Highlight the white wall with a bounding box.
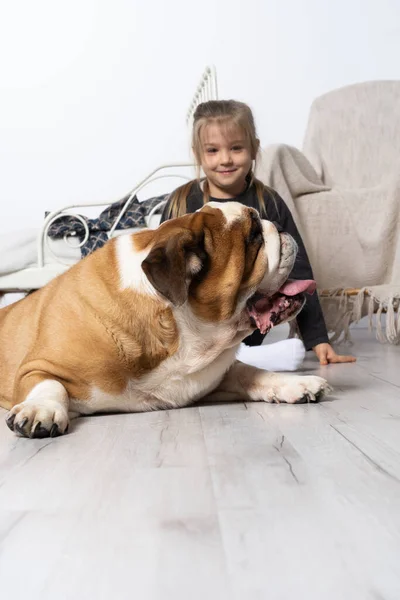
[1,0,399,235]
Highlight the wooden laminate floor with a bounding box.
[1,327,399,600]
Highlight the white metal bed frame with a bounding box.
[0,66,218,295]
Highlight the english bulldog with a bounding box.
[0,202,330,438]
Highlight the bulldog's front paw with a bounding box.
[6,399,69,438]
[269,375,331,404]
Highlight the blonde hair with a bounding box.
[166,100,275,219]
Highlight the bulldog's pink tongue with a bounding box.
[278,279,316,296]
[248,279,317,334]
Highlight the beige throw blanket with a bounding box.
[256,145,400,344]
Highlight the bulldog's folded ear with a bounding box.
[141,230,206,306]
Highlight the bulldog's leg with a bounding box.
[6,376,70,438]
[207,361,331,404]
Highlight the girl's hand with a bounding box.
[312,343,356,366]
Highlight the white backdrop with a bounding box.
[1,0,399,234]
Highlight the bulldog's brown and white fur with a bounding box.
[0,202,330,438]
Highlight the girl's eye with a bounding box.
[206,148,217,154]
[232,146,243,151]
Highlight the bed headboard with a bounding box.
[186,65,218,125]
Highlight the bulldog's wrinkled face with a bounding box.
[141,201,315,335]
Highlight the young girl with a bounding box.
[160,100,355,370]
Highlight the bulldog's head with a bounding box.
[141,202,315,336]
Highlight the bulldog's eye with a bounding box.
[248,213,263,244]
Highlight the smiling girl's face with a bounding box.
[199,121,254,199]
